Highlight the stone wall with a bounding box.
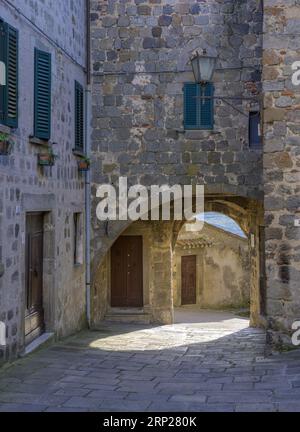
[263,0,300,348]
[90,0,264,273]
[0,0,87,364]
[174,223,250,310]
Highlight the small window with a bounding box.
[0,19,18,128]
[75,81,84,151]
[249,111,262,148]
[34,49,52,140]
[74,213,83,266]
[184,83,214,130]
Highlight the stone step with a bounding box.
[21,332,55,357]
[104,312,151,325]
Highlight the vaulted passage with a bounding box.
[174,213,250,312]
[91,192,265,331]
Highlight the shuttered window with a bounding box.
[34,48,51,140]
[0,19,18,128]
[75,81,84,151]
[184,83,214,130]
[0,19,5,125]
[249,111,262,148]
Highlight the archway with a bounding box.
[173,212,252,326]
[91,192,265,330]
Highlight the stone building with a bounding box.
[1,0,300,367]
[263,0,300,348]
[173,223,250,310]
[89,0,299,349]
[0,0,88,364]
[90,0,265,328]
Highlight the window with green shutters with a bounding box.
[34,48,51,140]
[0,18,18,128]
[184,83,214,130]
[75,81,84,151]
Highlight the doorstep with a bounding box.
[105,309,151,324]
[22,332,55,357]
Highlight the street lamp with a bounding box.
[190,50,262,119]
[190,49,217,84]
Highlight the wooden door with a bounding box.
[111,236,143,308]
[181,255,197,305]
[25,214,45,345]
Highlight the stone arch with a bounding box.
[173,212,250,314]
[91,219,176,326]
[203,193,265,327]
[90,185,265,328]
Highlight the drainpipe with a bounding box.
[85,0,91,328]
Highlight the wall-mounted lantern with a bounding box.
[190,49,262,119]
[190,49,217,84]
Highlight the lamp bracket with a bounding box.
[194,94,263,117]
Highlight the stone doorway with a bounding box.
[25,213,45,346]
[111,236,143,308]
[181,255,197,305]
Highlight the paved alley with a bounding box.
[0,309,300,412]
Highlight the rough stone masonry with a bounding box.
[1,0,300,369]
[90,0,263,195]
[89,0,267,327]
[263,0,300,348]
[0,0,87,365]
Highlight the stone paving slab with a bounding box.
[0,309,300,412]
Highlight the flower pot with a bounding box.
[38,153,55,166]
[78,160,90,172]
[0,140,12,156]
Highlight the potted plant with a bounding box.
[0,133,13,155]
[78,156,90,172]
[37,148,57,166]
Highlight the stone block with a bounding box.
[152,26,162,37]
[138,5,151,16]
[158,15,172,26]
[264,108,286,123]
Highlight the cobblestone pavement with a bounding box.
[0,309,300,412]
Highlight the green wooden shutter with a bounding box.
[199,83,214,129]
[0,19,7,124]
[75,81,84,150]
[5,24,18,128]
[184,83,198,129]
[184,83,214,130]
[34,48,51,140]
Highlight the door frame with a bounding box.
[21,194,56,350]
[25,212,45,345]
[259,225,267,317]
[107,230,151,313]
[174,250,203,307]
[110,235,143,308]
[181,254,197,305]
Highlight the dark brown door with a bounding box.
[111,236,143,308]
[25,214,45,345]
[181,255,197,305]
